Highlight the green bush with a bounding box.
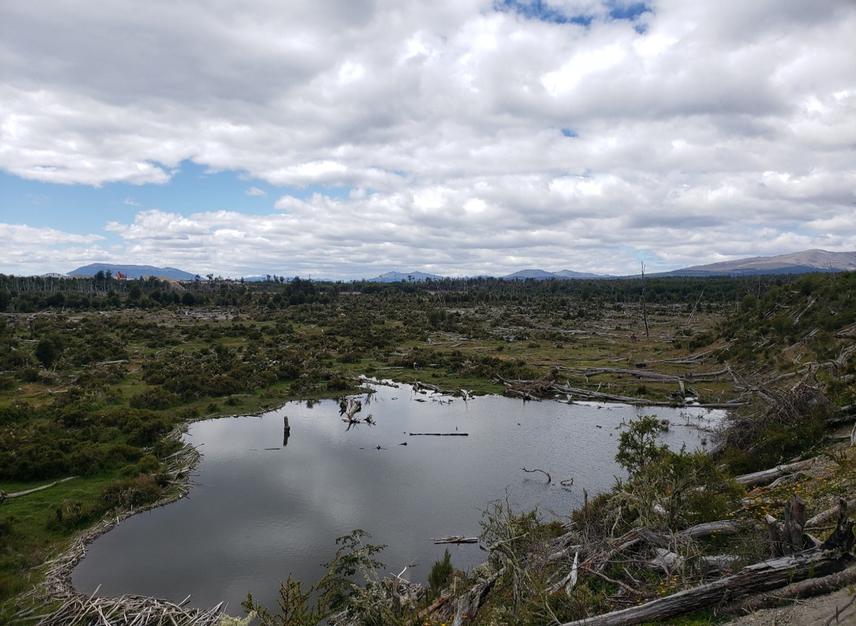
[129,388,180,410]
[428,549,453,598]
[101,474,163,509]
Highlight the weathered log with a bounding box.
[409,432,469,436]
[821,499,855,551]
[699,554,741,574]
[434,536,479,544]
[734,458,815,488]
[827,414,856,427]
[577,367,681,382]
[767,496,812,556]
[0,476,76,503]
[449,566,505,626]
[552,383,674,406]
[808,498,856,528]
[560,548,851,626]
[678,520,740,539]
[729,564,856,614]
[576,366,730,383]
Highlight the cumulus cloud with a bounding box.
[245,186,267,197]
[0,0,855,274]
[0,224,107,275]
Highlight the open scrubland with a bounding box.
[0,272,854,624]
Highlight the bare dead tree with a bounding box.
[640,261,650,339]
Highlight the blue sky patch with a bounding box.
[495,0,650,26]
[0,160,346,235]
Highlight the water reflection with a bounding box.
[72,382,722,612]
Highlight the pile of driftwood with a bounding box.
[17,589,226,626]
[425,496,854,626]
[721,375,829,454]
[499,375,743,408]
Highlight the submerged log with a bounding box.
[521,467,552,483]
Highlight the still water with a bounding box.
[73,382,721,611]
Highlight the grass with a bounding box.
[0,472,119,600]
[0,300,736,612]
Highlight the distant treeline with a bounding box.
[0,271,811,312]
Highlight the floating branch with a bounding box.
[521,467,551,483]
[434,536,479,544]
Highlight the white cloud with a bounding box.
[0,0,854,274]
[245,186,267,197]
[0,224,107,275]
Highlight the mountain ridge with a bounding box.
[68,263,197,281]
[661,249,856,277]
[63,249,856,283]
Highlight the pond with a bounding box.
[72,381,722,612]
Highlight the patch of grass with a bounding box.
[0,473,118,600]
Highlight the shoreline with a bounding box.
[14,381,725,622]
[10,432,213,623]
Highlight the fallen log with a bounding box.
[413,381,443,394]
[729,563,856,614]
[561,548,852,626]
[434,536,479,544]
[576,367,681,382]
[409,432,469,436]
[449,566,505,626]
[827,413,856,427]
[808,498,856,528]
[678,519,740,539]
[576,367,730,383]
[0,476,76,503]
[734,458,815,488]
[552,383,674,406]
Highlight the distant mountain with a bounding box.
[665,249,856,277]
[503,268,604,280]
[554,269,606,279]
[368,271,443,283]
[69,263,197,281]
[504,269,555,280]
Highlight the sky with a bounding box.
[1,0,855,279]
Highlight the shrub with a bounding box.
[102,474,163,509]
[428,549,453,598]
[615,415,668,477]
[35,335,64,368]
[129,388,180,410]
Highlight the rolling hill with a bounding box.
[68,264,197,281]
[665,249,856,277]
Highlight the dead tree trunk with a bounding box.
[766,496,811,556]
[640,261,649,339]
[561,548,851,626]
[734,458,815,488]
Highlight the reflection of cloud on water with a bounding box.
[75,383,725,610]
